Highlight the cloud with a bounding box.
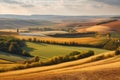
[94,0,120,6]
[0,0,19,4]
[0,0,119,15]
[0,0,34,8]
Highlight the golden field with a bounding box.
[14,35,102,44]
[0,51,120,80]
[77,20,120,32]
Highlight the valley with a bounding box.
[0,15,120,80]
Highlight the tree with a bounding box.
[67,51,81,57]
[33,56,40,62]
[106,33,111,38]
[28,38,32,42]
[8,42,21,54]
[33,38,37,42]
[22,50,31,56]
[115,47,120,55]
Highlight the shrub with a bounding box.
[28,38,32,42]
[67,51,81,57]
[92,55,105,61]
[104,53,115,58]
[103,39,120,50]
[24,56,40,64]
[33,56,40,62]
[77,50,94,59]
[22,50,31,56]
[115,47,120,55]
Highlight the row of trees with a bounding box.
[1,49,120,72]
[48,32,96,38]
[23,37,120,50]
[24,50,94,66]
[96,19,118,25]
[0,36,31,57]
[0,50,95,72]
[103,39,120,50]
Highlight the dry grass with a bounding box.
[77,20,120,32]
[0,51,120,80]
[0,59,12,64]
[14,35,101,44]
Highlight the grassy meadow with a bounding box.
[0,59,13,64]
[23,42,109,59]
[0,51,29,62]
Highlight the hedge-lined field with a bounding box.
[15,35,101,44]
[23,42,109,58]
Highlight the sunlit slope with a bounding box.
[24,42,109,58]
[1,51,120,80]
[0,59,13,64]
[77,20,120,32]
[15,36,102,44]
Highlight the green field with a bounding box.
[24,42,109,59]
[111,32,120,38]
[0,59,13,64]
[0,51,29,62]
[0,51,29,68]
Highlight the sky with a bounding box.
[0,0,120,16]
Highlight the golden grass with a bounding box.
[1,51,119,80]
[0,59,12,64]
[14,35,101,44]
[77,20,120,32]
[0,64,20,68]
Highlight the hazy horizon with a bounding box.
[0,14,120,16]
[0,0,120,16]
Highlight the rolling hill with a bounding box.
[77,20,120,32]
[0,51,120,80]
[23,42,109,58]
[0,18,55,29]
[0,15,112,22]
[0,15,116,29]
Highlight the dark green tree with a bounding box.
[8,42,21,54]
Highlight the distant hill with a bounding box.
[0,15,119,29]
[56,22,97,28]
[0,14,115,22]
[0,18,55,29]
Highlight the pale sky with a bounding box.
[0,0,120,15]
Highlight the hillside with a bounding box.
[0,51,29,62]
[23,42,109,58]
[0,15,112,22]
[0,51,120,80]
[102,20,120,32]
[77,20,120,32]
[0,18,55,29]
[0,15,114,29]
[56,22,97,28]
